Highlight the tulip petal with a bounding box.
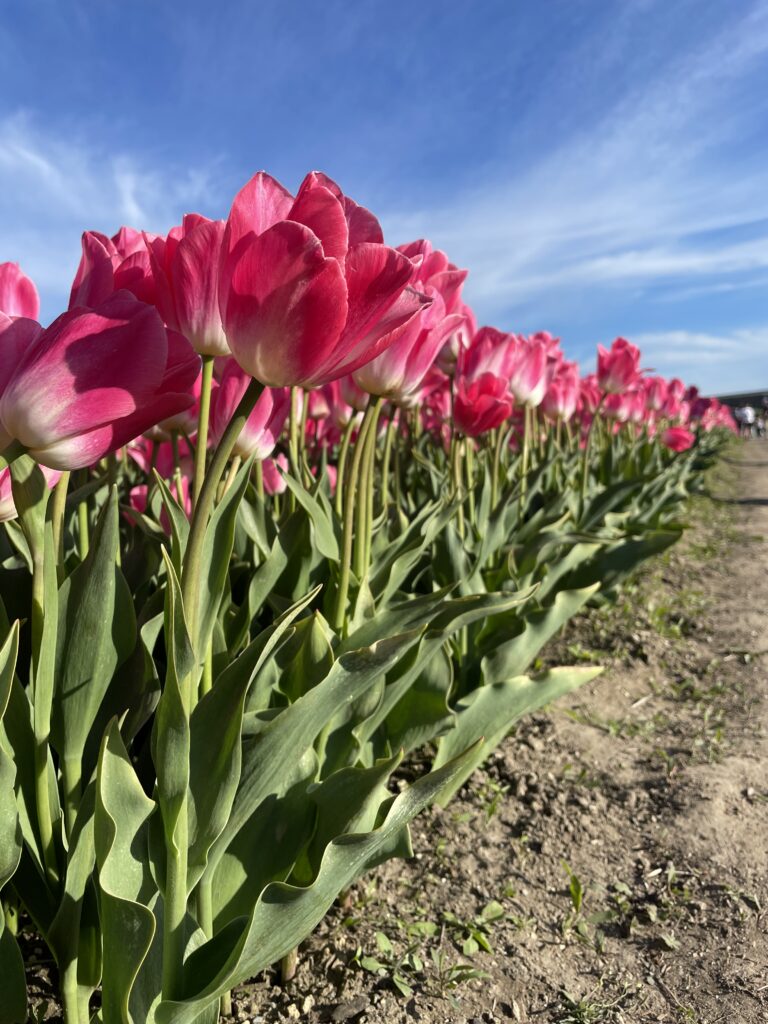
[171,220,230,356]
[0,263,40,319]
[222,220,348,387]
[289,184,349,263]
[69,232,117,309]
[0,293,169,450]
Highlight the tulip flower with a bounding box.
[0,464,61,522]
[209,359,290,460]
[145,216,230,357]
[643,376,668,412]
[661,426,695,452]
[596,337,641,394]
[507,335,550,408]
[219,171,429,388]
[0,292,200,471]
[541,361,580,421]
[262,453,288,494]
[453,372,514,438]
[69,229,157,309]
[0,262,39,319]
[353,287,464,401]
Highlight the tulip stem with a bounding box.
[491,427,505,508]
[580,394,606,520]
[181,377,264,637]
[465,440,476,528]
[162,377,263,1001]
[193,355,215,508]
[520,406,530,517]
[332,402,377,633]
[354,398,382,582]
[50,472,70,573]
[453,435,465,539]
[334,416,356,517]
[380,410,397,514]
[77,493,89,561]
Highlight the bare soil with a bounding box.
[28,442,768,1023]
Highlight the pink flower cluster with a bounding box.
[0,169,735,521]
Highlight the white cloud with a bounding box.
[380,2,768,323]
[0,111,223,319]
[629,327,768,393]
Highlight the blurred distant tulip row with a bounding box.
[0,171,734,1024]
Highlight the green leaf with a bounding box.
[95,721,157,1024]
[209,628,425,871]
[0,623,26,1024]
[480,585,600,683]
[155,741,483,1024]
[281,474,339,561]
[51,488,137,771]
[433,666,603,805]
[195,456,254,664]
[153,551,194,858]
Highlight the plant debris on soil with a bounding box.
[28,443,768,1024]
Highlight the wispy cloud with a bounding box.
[630,327,768,393]
[0,112,223,318]
[380,1,768,324]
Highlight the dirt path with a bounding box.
[229,442,768,1024]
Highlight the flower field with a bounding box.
[0,170,741,1024]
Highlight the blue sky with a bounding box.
[1,0,767,394]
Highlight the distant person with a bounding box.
[742,405,756,438]
[757,415,766,439]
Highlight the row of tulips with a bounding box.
[0,170,733,1024]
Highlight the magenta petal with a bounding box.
[288,183,349,263]
[298,173,384,245]
[0,315,43,396]
[0,292,169,450]
[222,220,348,387]
[171,219,229,356]
[69,232,117,309]
[0,263,40,319]
[226,171,294,253]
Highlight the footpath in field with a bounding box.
[228,443,768,1024]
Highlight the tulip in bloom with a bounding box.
[69,228,156,309]
[661,426,695,452]
[0,262,39,319]
[596,337,641,394]
[146,216,230,356]
[262,454,288,495]
[0,292,200,471]
[453,373,514,438]
[541,361,580,421]
[0,464,61,522]
[507,335,551,408]
[219,171,428,387]
[209,359,290,459]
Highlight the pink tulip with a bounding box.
[145,216,230,356]
[541,361,580,421]
[219,171,428,388]
[460,326,515,382]
[0,464,61,523]
[262,454,288,495]
[0,292,200,471]
[643,376,668,412]
[454,372,514,438]
[209,358,289,459]
[507,335,550,408]
[0,263,39,319]
[353,286,464,401]
[596,338,641,394]
[69,229,157,309]
[661,426,695,452]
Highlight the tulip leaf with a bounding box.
[195,457,254,661]
[51,488,137,771]
[155,741,483,1024]
[153,550,194,857]
[95,720,157,1024]
[433,666,603,805]
[0,622,25,1024]
[480,584,600,683]
[281,473,339,561]
[208,628,425,873]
